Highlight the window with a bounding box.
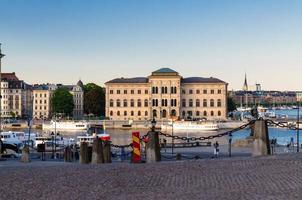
[218,89,222,94]
[123,99,128,107]
[145,90,148,94]
[145,111,148,116]
[137,99,142,107]
[124,111,127,116]
[138,111,141,116]
[189,99,193,107]
[124,90,127,94]
[117,90,121,94]
[138,90,141,94]
[117,111,120,116]
[110,90,114,94]
[110,99,114,107]
[218,111,221,116]
[152,99,158,107]
[203,111,207,116]
[110,111,113,116]
[130,99,134,107]
[182,111,186,118]
[131,90,134,94]
[182,90,186,94]
[203,99,207,107]
[152,109,157,117]
[211,111,214,116]
[131,111,134,116]
[171,109,177,116]
[189,90,193,94]
[217,99,222,107]
[210,99,214,107]
[211,89,214,94]
[144,99,148,107]
[162,109,167,118]
[196,111,200,116]
[203,90,207,94]
[196,99,200,107]
[44,100,47,104]
[161,87,168,94]
[196,90,200,94]
[182,99,186,107]
[44,94,47,97]
[152,87,158,94]
[116,99,121,107]
[171,99,177,107]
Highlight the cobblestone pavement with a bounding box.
[2,154,302,200]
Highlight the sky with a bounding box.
[0,0,302,90]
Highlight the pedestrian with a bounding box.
[213,141,219,158]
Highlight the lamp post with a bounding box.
[297,101,300,153]
[228,133,233,157]
[151,117,156,132]
[51,132,54,159]
[172,120,174,155]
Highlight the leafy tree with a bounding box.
[51,87,74,116]
[83,83,105,116]
[227,97,237,112]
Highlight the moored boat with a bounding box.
[42,120,89,131]
[161,121,219,131]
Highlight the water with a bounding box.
[274,109,300,119]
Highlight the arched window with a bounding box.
[117,111,120,116]
[203,111,207,116]
[203,99,207,107]
[182,111,186,118]
[110,111,113,116]
[144,99,148,107]
[138,111,141,116]
[196,99,200,107]
[217,99,222,107]
[137,99,142,107]
[196,111,200,116]
[171,109,177,116]
[210,99,214,107]
[152,109,157,117]
[130,99,134,107]
[218,111,221,116]
[189,99,193,107]
[117,99,121,107]
[162,109,167,118]
[182,99,186,107]
[109,99,114,107]
[123,99,127,107]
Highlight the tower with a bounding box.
[243,73,248,91]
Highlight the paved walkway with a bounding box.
[1,154,302,200]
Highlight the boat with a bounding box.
[42,120,89,131]
[76,133,110,146]
[161,121,219,131]
[0,131,23,145]
[34,135,75,149]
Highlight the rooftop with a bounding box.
[182,77,226,84]
[1,72,19,81]
[106,77,148,84]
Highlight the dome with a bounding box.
[77,80,84,88]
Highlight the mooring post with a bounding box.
[91,137,104,164]
[146,131,161,163]
[64,146,73,162]
[21,145,30,163]
[252,119,271,156]
[80,142,89,164]
[103,141,112,163]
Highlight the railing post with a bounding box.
[91,137,104,164]
[146,131,161,163]
[103,141,112,163]
[21,145,30,163]
[80,142,89,164]
[64,146,73,162]
[252,119,271,156]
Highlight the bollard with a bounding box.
[64,146,73,162]
[176,153,182,160]
[91,137,104,164]
[252,119,271,156]
[103,141,112,163]
[21,145,30,163]
[80,142,90,164]
[146,131,161,163]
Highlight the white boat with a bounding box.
[42,120,89,131]
[0,131,24,145]
[161,121,219,131]
[76,133,110,146]
[34,135,75,149]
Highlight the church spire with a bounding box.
[243,73,248,91]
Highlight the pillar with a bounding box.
[252,119,271,156]
[146,131,161,163]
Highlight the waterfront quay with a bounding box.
[1,153,302,200]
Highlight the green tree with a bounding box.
[227,97,237,112]
[84,83,105,116]
[52,87,74,116]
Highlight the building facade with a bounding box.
[65,80,84,119]
[0,72,32,118]
[105,68,228,121]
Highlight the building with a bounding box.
[32,84,57,120]
[105,68,228,121]
[0,72,32,118]
[65,80,84,119]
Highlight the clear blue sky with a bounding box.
[1,0,302,90]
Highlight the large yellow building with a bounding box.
[105,68,228,121]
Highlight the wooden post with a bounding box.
[64,146,73,162]
[103,141,112,163]
[21,145,30,163]
[146,131,161,163]
[80,142,89,164]
[252,119,271,156]
[91,138,104,164]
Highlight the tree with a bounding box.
[83,83,105,116]
[227,97,237,112]
[51,87,74,117]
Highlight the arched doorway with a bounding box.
[162,109,167,118]
[171,109,177,117]
[152,109,157,117]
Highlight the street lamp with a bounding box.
[228,133,233,157]
[51,132,54,159]
[151,117,156,132]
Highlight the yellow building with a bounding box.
[105,68,228,121]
